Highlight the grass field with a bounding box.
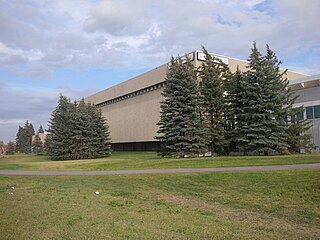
[0,169,319,239]
[0,152,320,170]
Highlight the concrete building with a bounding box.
[85,50,319,151]
[289,74,320,151]
[32,133,47,145]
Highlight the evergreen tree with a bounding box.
[87,103,112,158]
[224,67,246,153]
[15,121,34,153]
[7,141,15,155]
[234,43,266,154]
[26,121,35,153]
[47,95,111,160]
[43,134,52,154]
[47,95,74,160]
[15,126,23,152]
[232,43,295,155]
[32,134,43,154]
[199,47,230,155]
[287,107,315,153]
[156,57,207,158]
[38,125,44,133]
[70,99,89,159]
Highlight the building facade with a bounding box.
[85,50,318,151]
[289,74,320,151]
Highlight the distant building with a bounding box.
[0,145,9,156]
[85,50,319,151]
[32,133,47,145]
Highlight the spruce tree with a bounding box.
[234,43,266,154]
[233,43,295,155]
[47,95,111,160]
[43,134,52,155]
[199,47,230,155]
[287,107,315,152]
[38,125,44,134]
[47,95,74,160]
[15,126,23,152]
[224,67,246,153]
[18,125,27,153]
[7,141,15,155]
[15,121,34,153]
[88,103,112,158]
[71,99,90,159]
[26,122,35,153]
[156,57,207,158]
[32,134,43,154]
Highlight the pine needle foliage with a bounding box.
[7,141,15,155]
[156,57,207,158]
[15,120,34,153]
[47,95,111,160]
[231,43,296,155]
[32,134,43,154]
[198,47,231,155]
[287,107,315,153]
[224,67,246,152]
[38,125,44,134]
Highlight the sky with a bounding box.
[0,0,320,143]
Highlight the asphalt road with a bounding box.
[0,163,319,176]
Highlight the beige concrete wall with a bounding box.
[227,58,248,73]
[196,55,305,79]
[285,71,306,81]
[101,88,163,143]
[85,64,167,105]
[220,57,305,80]
[32,133,47,144]
[85,51,307,143]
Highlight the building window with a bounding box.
[296,111,304,120]
[306,106,314,119]
[306,105,320,119]
[314,105,320,119]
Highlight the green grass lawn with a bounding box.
[0,169,319,239]
[0,152,320,171]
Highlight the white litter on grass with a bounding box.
[11,187,14,190]
[95,191,100,195]
[9,192,13,195]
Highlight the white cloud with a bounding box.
[0,119,27,125]
[83,0,152,36]
[0,42,23,55]
[0,0,319,75]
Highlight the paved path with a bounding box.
[0,163,319,176]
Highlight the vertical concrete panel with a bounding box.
[313,119,320,151]
[100,89,163,143]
